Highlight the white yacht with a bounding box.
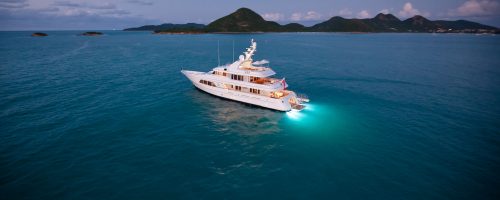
[181,39,308,112]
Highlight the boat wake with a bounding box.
[47,41,89,63]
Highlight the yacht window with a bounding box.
[230,74,244,81]
[250,88,260,94]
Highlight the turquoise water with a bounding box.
[1,31,499,199]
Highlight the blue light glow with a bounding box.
[286,109,303,120]
[303,103,314,111]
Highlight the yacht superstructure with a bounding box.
[181,39,308,112]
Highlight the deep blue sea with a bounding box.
[1,31,499,199]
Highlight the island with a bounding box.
[81,32,103,36]
[153,30,205,34]
[124,8,499,34]
[124,23,205,31]
[31,32,48,37]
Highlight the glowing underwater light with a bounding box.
[286,109,303,120]
[285,103,319,121]
[303,103,314,111]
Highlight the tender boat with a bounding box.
[181,39,308,111]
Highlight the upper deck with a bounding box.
[213,64,275,78]
[205,69,286,90]
[212,39,277,78]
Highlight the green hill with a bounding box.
[311,16,373,32]
[401,15,438,32]
[124,23,205,31]
[364,13,402,32]
[282,23,307,32]
[205,8,282,32]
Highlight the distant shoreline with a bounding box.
[153,31,204,35]
[149,31,498,35]
[6,30,496,35]
[125,8,499,35]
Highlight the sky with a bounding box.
[0,0,499,30]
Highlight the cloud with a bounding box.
[338,8,352,17]
[290,11,321,21]
[399,2,419,17]
[52,1,79,7]
[449,0,500,17]
[45,1,127,17]
[90,3,116,10]
[0,6,160,30]
[379,9,390,14]
[304,11,321,20]
[102,9,131,16]
[0,0,28,8]
[398,2,430,18]
[37,7,60,13]
[290,12,302,21]
[53,1,116,10]
[357,10,370,18]
[0,0,159,30]
[127,0,153,6]
[262,12,284,21]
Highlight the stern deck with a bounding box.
[291,104,305,111]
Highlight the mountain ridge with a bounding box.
[123,23,205,31]
[124,7,498,34]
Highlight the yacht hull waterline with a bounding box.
[181,39,308,112]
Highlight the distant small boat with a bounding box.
[182,39,309,111]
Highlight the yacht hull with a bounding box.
[182,70,293,111]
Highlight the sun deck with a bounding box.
[240,66,269,71]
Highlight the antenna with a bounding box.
[232,40,235,62]
[217,40,220,66]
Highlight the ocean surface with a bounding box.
[1,31,499,199]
